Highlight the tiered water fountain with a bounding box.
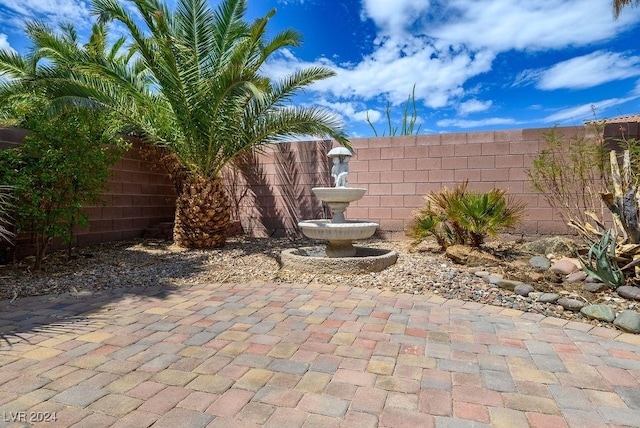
[280,147,398,274]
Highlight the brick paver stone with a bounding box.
[489,407,529,428]
[151,407,214,428]
[185,374,234,394]
[297,393,350,418]
[206,388,253,417]
[51,385,108,408]
[264,407,309,428]
[351,386,387,414]
[237,402,276,425]
[379,407,435,428]
[87,393,144,417]
[254,385,304,408]
[137,386,191,414]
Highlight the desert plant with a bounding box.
[366,84,421,137]
[614,0,640,17]
[452,189,526,247]
[409,181,469,249]
[579,229,625,288]
[90,0,349,248]
[527,124,609,234]
[601,150,640,243]
[566,144,640,284]
[409,181,525,249]
[613,126,640,182]
[409,214,448,249]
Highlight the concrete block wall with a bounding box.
[0,128,176,260]
[71,138,177,248]
[236,126,590,238]
[2,122,614,255]
[232,141,333,238]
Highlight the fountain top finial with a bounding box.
[327,147,353,158]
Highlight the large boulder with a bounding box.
[522,237,578,257]
[445,245,501,267]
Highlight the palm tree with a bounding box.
[0,19,146,127]
[614,0,640,17]
[2,0,349,249]
[86,0,349,248]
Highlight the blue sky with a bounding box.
[1,0,640,138]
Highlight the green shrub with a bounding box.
[0,106,127,269]
[408,181,468,248]
[409,181,525,249]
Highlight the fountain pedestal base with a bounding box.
[326,240,356,258]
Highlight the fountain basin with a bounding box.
[312,187,367,203]
[280,246,398,274]
[298,219,379,257]
[298,219,378,241]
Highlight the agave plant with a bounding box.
[568,149,640,279]
[579,229,625,288]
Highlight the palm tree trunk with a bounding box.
[173,174,231,248]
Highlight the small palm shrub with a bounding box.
[409,181,526,249]
[453,189,526,247]
[408,181,469,248]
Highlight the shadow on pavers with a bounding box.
[0,241,216,348]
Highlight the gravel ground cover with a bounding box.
[1,236,637,330]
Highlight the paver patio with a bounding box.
[1,281,640,427]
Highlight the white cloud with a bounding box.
[361,0,431,36]
[429,0,639,52]
[264,40,495,111]
[272,0,640,131]
[358,109,381,123]
[543,94,640,123]
[457,99,492,116]
[325,43,495,109]
[536,51,640,90]
[0,33,13,52]
[2,0,636,134]
[0,0,92,29]
[437,117,517,129]
[276,0,310,4]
